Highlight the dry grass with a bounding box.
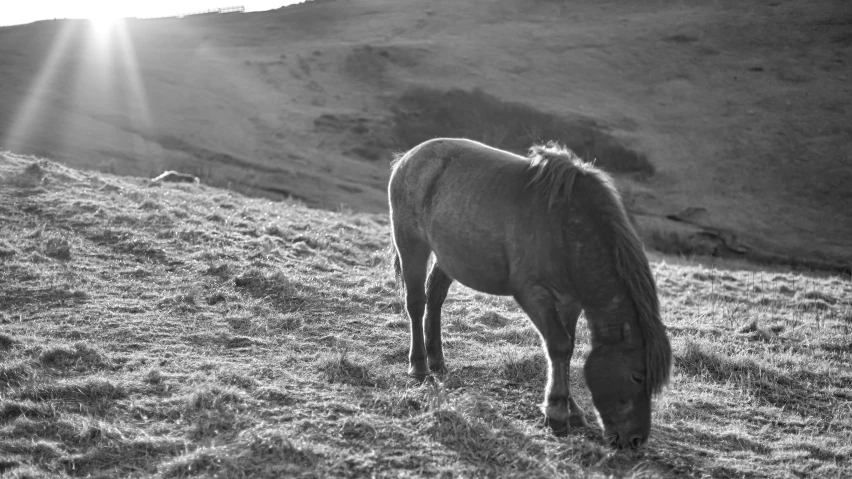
[1,153,850,478]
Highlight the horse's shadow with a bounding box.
[379,334,848,474]
[603,343,852,476]
[440,362,601,431]
[415,352,849,476]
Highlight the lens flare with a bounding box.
[4,7,154,168]
[89,13,118,36]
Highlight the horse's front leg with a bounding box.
[514,286,575,436]
[424,263,454,374]
[559,301,588,427]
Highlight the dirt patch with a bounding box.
[313,114,396,162]
[662,34,699,44]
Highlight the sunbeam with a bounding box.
[3,21,79,153]
[4,13,155,171]
[89,13,120,38]
[114,19,158,168]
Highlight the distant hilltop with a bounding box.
[134,5,245,21]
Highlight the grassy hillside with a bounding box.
[0,0,851,270]
[2,153,851,478]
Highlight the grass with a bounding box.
[1,152,850,478]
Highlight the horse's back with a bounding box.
[389,138,553,295]
[389,138,530,214]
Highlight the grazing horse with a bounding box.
[388,138,671,448]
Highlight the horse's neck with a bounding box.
[589,321,623,347]
[586,305,643,348]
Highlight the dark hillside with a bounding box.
[1,1,850,270]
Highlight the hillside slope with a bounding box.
[0,0,850,268]
[1,152,851,478]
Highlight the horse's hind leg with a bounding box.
[513,285,574,436]
[558,301,589,427]
[425,263,454,374]
[395,237,432,381]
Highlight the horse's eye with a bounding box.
[631,373,645,384]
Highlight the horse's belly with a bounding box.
[422,172,527,297]
[430,238,513,296]
[438,259,512,295]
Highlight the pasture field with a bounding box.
[1,153,850,478]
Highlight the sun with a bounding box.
[84,4,126,37]
[4,1,152,162]
[89,12,121,35]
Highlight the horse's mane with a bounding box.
[390,151,406,170]
[526,143,601,209]
[526,142,672,396]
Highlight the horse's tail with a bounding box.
[387,241,403,290]
[391,245,402,288]
[387,243,405,315]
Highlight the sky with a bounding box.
[0,1,300,27]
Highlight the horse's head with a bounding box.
[583,323,652,449]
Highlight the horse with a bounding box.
[388,138,671,448]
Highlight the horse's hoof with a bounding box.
[407,367,430,383]
[569,414,589,428]
[428,360,447,374]
[544,417,568,437]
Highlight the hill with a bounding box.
[2,152,851,477]
[0,0,850,271]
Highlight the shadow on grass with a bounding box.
[233,268,310,313]
[393,87,654,177]
[319,349,379,387]
[88,228,170,263]
[0,411,189,478]
[0,400,55,422]
[420,400,542,473]
[159,431,318,478]
[38,342,110,371]
[0,360,34,387]
[677,341,846,418]
[19,377,128,407]
[631,413,851,479]
[380,345,408,365]
[497,350,547,387]
[419,391,614,476]
[58,436,186,477]
[0,285,88,311]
